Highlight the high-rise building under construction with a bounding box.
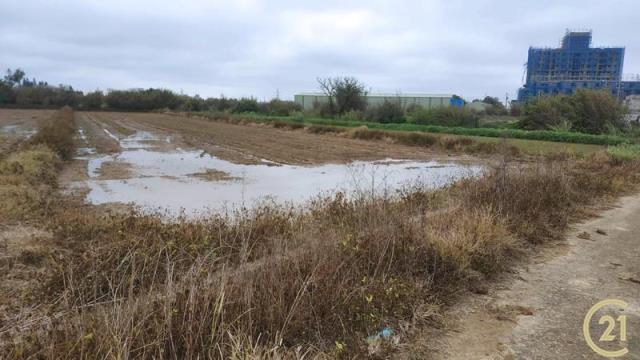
[518,30,640,100]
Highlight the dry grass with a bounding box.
[0,108,74,222]
[272,120,306,130]
[11,194,512,358]
[306,124,346,135]
[29,106,76,161]
[3,108,640,358]
[5,151,640,358]
[0,145,61,221]
[345,126,521,156]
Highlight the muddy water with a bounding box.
[79,130,483,217]
[0,123,36,138]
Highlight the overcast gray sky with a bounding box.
[2,0,639,102]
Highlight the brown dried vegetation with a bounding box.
[1,109,640,358]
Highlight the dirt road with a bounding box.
[424,194,640,359]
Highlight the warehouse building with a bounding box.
[294,93,464,111]
[518,30,640,101]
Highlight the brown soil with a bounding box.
[95,160,132,180]
[0,109,54,155]
[79,111,480,166]
[75,113,122,154]
[188,169,238,182]
[0,109,54,128]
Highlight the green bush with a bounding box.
[82,91,104,110]
[233,97,259,113]
[519,95,573,130]
[519,90,626,134]
[607,144,640,163]
[570,89,626,134]
[408,106,479,127]
[261,99,301,116]
[339,110,365,122]
[105,89,181,111]
[199,112,631,146]
[365,101,405,123]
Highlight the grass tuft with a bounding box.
[607,144,640,163]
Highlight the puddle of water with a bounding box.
[1,124,20,134]
[80,130,484,217]
[1,123,36,138]
[75,128,97,157]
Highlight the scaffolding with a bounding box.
[519,30,628,100]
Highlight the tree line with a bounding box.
[312,77,630,135]
[0,68,301,115]
[1,69,629,135]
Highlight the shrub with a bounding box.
[30,106,76,160]
[394,132,438,147]
[519,90,626,134]
[570,89,626,134]
[440,136,474,151]
[348,126,387,140]
[365,101,405,123]
[105,88,182,111]
[233,97,260,113]
[0,108,74,221]
[307,124,345,134]
[261,99,301,116]
[272,120,304,130]
[408,106,479,127]
[82,90,104,110]
[339,109,365,122]
[519,95,573,130]
[482,96,508,116]
[510,102,523,117]
[607,144,640,163]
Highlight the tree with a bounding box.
[83,90,104,110]
[4,68,26,87]
[569,89,625,134]
[233,97,259,113]
[518,89,625,134]
[0,81,14,104]
[519,95,573,130]
[317,76,367,116]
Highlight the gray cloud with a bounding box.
[2,0,639,101]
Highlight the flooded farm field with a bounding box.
[70,112,484,216]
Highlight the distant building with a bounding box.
[624,95,640,124]
[294,93,464,111]
[518,30,640,101]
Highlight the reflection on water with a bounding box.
[78,130,484,216]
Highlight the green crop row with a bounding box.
[199,112,631,146]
